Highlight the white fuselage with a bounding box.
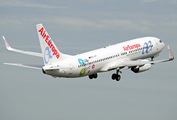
[44,37,165,78]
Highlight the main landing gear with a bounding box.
[112,69,122,81]
[89,73,98,79]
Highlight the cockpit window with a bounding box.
[159,40,162,43]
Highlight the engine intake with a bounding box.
[131,66,139,73]
[131,60,151,73]
[42,68,46,74]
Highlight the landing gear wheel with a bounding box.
[89,73,98,79]
[112,74,116,80]
[89,75,93,79]
[116,75,121,81]
[112,69,122,81]
[93,73,97,79]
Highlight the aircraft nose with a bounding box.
[160,41,165,51]
[158,39,165,51]
[162,42,165,49]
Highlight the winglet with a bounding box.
[2,36,12,50]
[167,45,174,60]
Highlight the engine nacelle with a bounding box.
[131,60,151,73]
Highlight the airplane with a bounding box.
[2,24,174,81]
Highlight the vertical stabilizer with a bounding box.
[36,24,72,65]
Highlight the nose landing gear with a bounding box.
[151,56,154,65]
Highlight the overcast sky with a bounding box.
[0,0,177,120]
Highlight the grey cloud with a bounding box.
[142,0,160,3]
[0,0,66,9]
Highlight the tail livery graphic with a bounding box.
[38,27,59,59]
[36,24,62,65]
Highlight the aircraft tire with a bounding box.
[93,73,97,79]
[112,74,116,80]
[89,75,93,79]
[116,75,121,81]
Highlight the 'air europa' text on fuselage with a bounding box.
[38,27,59,59]
[123,43,141,51]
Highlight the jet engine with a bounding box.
[131,60,151,73]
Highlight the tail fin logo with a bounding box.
[44,39,53,65]
[38,27,60,59]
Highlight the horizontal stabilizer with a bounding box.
[42,65,70,71]
[4,63,43,69]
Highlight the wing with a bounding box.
[2,36,42,57]
[100,45,174,71]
